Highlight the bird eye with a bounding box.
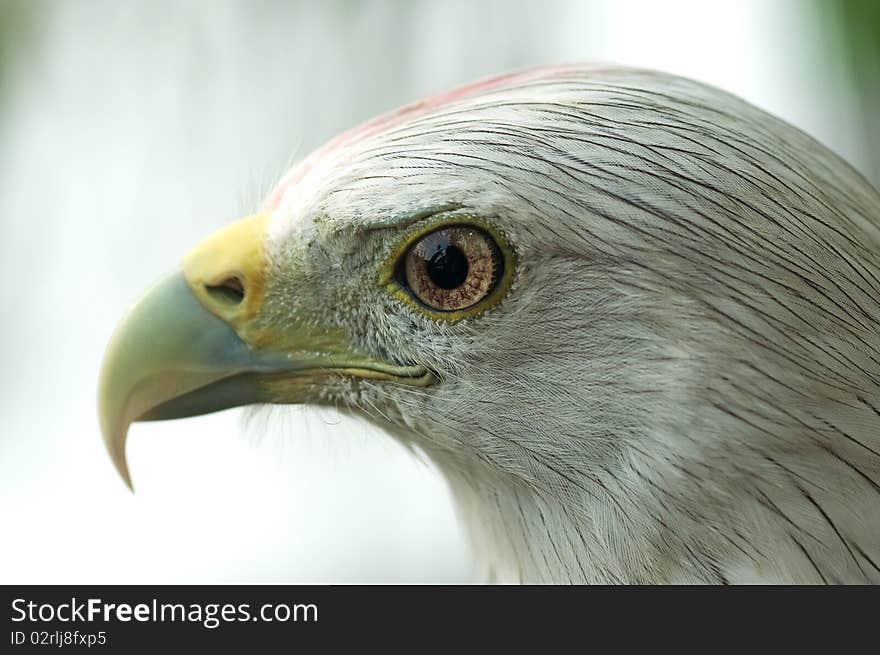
[397,225,503,312]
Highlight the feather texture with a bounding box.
[262,65,880,583]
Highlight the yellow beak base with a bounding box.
[97,213,433,490]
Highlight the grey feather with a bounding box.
[263,64,880,583]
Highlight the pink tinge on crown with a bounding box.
[261,64,578,212]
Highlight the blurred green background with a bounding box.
[824,0,880,183]
[0,0,877,583]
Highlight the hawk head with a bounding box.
[99,65,880,583]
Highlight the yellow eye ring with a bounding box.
[377,214,516,322]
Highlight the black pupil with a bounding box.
[427,242,469,289]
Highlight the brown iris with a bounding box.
[399,226,502,312]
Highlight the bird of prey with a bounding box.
[99,64,880,584]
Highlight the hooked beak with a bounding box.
[98,214,431,490]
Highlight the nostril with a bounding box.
[205,276,245,305]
